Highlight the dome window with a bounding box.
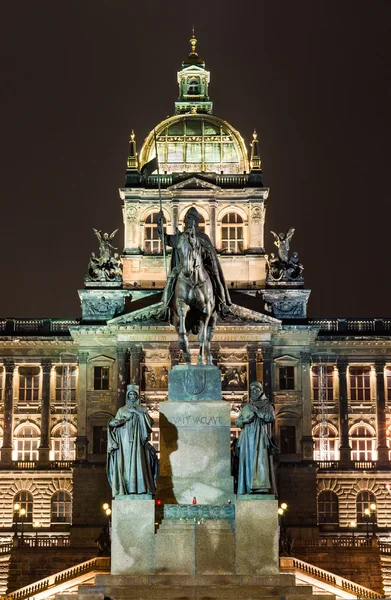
[187,78,200,95]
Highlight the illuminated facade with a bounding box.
[1,34,391,594]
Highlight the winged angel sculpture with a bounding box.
[85,228,122,282]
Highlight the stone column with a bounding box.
[75,351,89,462]
[337,360,352,466]
[116,347,128,410]
[261,346,273,398]
[39,359,52,464]
[209,200,217,246]
[300,352,313,460]
[1,360,15,464]
[129,346,142,386]
[374,361,389,466]
[247,345,257,385]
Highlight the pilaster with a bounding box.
[374,361,388,466]
[300,352,313,460]
[39,359,52,465]
[209,200,217,246]
[261,346,273,398]
[1,359,15,465]
[337,360,352,467]
[247,345,258,384]
[129,346,142,386]
[75,351,89,462]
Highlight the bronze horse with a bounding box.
[172,227,216,365]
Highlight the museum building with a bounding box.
[1,35,391,594]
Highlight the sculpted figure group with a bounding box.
[85,228,123,283]
[266,228,304,283]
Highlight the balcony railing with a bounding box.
[317,460,380,471]
[0,318,79,336]
[0,461,73,471]
[309,318,391,335]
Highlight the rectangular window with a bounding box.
[55,366,77,402]
[280,426,296,454]
[18,367,40,402]
[312,366,334,401]
[94,366,110,391]
[93,425,107,454]
[279,366,295,390]
[349,367,371,401]
[386,368,391,400]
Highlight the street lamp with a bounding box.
[33,521,41,546]
[370,503,377,536]
[19,508,26,545]
[13,503,20,539]
[364,508,370,538]
[349,520,357,545]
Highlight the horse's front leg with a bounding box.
[205,313,216,365]
[197,317,208,364]
[177,300,191,364]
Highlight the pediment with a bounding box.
[274,354,299,364]
[88,354,115,364]
[168,176,221,191]
[108,301,280,327]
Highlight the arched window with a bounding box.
[317,490,339,524]
[0,426,3,450]
[144,213,166,254]
[313,425,339,461]
[14,425,40,461]
[51,424,76,461]
[14,491,33,523]
[51,491,72,524]
[221,213,244,253]
[187,78,200,95]
[350,425,376,461]
[356,491,376,524]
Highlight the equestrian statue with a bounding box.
[157,207,231,365]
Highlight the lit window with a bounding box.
[221,213,244,253]
[14,491,33,523]
[51,425,76,461]
[350,425,376,461]
[144,213,166,254]
[51,491,71,524]
[55,366,77,402]
[349,367,371,401]
[313,426,339,461]
[279,366,295,390]
[18,367,40,402]
[386,368,391,400]
[318,490,339,524]
[15,426,39,461]
[94,367,110,391]
[312,366,334,401]
[356,491,376,524]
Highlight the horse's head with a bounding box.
[178,227,201,278]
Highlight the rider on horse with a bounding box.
[157,206,232,319]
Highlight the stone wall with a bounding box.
[276,462,318,535]
[7,546,97,593]
[71,463,111,533]
[293,545,384,595]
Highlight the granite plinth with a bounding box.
[111,499,155,575]
[168,364,222,401]
[236,497,279,575]
[159,400,234,504]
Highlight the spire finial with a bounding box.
[190,26,197,55]
[127,130,138,171]
[250,128,261,171]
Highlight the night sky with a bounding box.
[0,0,390,318]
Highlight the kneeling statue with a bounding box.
[107,384,158,496]
[235,381,278,495]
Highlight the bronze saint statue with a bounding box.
[107,384,158,496]
[158,207,231,364]
[235,381,278,495]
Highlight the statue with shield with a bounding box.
[157,207,231,365]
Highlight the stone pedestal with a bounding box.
[236,496,279,575]
[111,498,155,575]
[159,364,233,504]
